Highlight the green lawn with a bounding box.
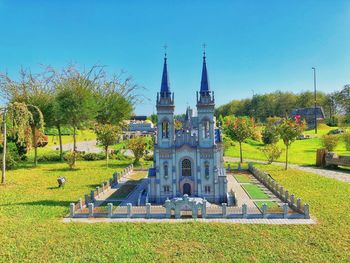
[1,161,350,261]
[241,184,270,199]
[254,200,282,213]
[225,125,350,166]
[254,200,279,209]
[233,173,251,183]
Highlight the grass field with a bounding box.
[1,161,350,261]
[233,173,252,183]
[226,124,350,165]
[242,184,269,199]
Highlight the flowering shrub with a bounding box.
[278,116,306,170]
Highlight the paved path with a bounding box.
[227,174,258,211]
[51,140,102,153]
[224,157,350,184]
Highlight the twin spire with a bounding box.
[160,52,210,95]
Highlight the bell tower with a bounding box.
[156,53,175,148]
[196,51,215,148]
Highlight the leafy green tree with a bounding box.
[128,137,147,165]
[224,117,255,163]
[95,124,120,167]
[94,77,137,167]
[1,102,34,184]
[278,116,306,170]
[56,71,98,167]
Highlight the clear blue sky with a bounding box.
[1,1,350,115]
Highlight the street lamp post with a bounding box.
[312,67,317,134]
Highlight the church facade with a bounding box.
[148,53,228,204]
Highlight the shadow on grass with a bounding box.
[85,184,101,188]
[0,200,73,207]
[46,167,81,172]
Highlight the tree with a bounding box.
[55,68,99,167]
[95,124,120,167]
[1,102,34,184]
[128,137,147,165]
[277,116,306,170]
[0,69,48,165]
[224,117,255,163]
[94,75,138,167]
[27,105,44,166]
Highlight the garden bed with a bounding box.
[242,184,269,199]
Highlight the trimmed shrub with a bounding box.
[37,153,62,162]
[321,135,339,151]
[260,144,282,164]
[81,152,105,161]
[343,132,350,151]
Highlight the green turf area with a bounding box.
[109,184,137,199]
[254,200,278,208]
[233,173,251,183]
[225,125,350,166]
[242,184,270,199]
[254,200,282,213]
[1,161,350,261]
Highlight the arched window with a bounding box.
[203,120,210,138]
[204,162,209,178]
[162,121,169,138]
[164,163,168,178]
[182,159,191,176]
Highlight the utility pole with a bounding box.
[312,67,317,134]
[1,109,6,185]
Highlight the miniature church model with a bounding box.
[148,52,228,204]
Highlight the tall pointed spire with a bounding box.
[200,51,210,94]
[160,52,170,94]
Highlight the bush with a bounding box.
[81,152,105,161]
[64,152,79,169]
[321,135,339,151]
[260,144,282,164]
[143,154,154,162]
[251,130,262,142]
[262,127,280,145]
[343,132,350,151]
[325,116,338,127]
[37,153,62,162]
[0,142,20,170]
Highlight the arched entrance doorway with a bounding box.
[183,183,191,195]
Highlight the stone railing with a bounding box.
[69,164,134,216]
[248,163,310,219]
[69,201,309,219]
